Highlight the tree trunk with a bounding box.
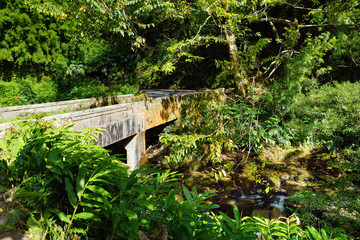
[224,22,248,95]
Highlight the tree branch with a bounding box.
[256,17,296,26]
[191,15,212,41]
[256,17,357,29]
[282,2,322,11]
[349,3,360,10]
[269,21,279,40]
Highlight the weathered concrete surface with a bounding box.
[0,94,147,121]
[126,131,146,170]
[141,89,205,99]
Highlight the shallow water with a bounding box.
[217,191,290,219]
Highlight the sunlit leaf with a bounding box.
[125,210,137,221]
[76,163,86,199]
[136,199,155,210]
[74,212,100,221]
[183,186,193,203]
[87,185,111,198]
[65,177,77,208]
[55,210,71,223]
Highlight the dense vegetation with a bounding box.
[1,0,360,239]
[0,122,349,239]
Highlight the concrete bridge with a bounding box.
[0,89,223,170]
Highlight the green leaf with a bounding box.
[74,212,100,221]
[219,220,236,238]
[206,204,220,209]
[136,199,155,210]
[46,149,64,175]
[82,193,106,203]
[76,163,86,199]
[165,189,177,207]
[119,221,132,233]
[48,149,63,168]
[233,206,241,228]
[89,178,113,185]
[182,186,193,203]
[54,210,71,223]
[16,191,43,200]
[306,226,322,240]
[79,200,103,209]
[5,223,16,230]
[65,177,77,208]
[219,211,236,230]
[272,232,288,238]
[89,169,113,182]
[70,228,87,235]
[320,228,329,240]
[87,185,111,198]
[9,138,20,156]
[125,210,137,221]
[192,186,198,198]
[45,164,62,175]
[0,160,7,171]
[7,208,24,225]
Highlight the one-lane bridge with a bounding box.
[0,89,223,170]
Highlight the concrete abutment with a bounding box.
[125,131,146,171]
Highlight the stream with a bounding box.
[217,190,290,219]
[145,140,309,220]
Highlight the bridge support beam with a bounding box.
[125,131,146,171]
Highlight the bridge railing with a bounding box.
[0,94,147,121]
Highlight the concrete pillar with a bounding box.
[125,131,146,171]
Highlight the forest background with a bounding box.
[0,0,360,239]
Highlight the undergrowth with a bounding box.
[0,121,350,239]
[160,81,360,238]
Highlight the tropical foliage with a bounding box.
[1,0,360,238]
[0,121,350,239]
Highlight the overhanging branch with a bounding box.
[256,17,357,29]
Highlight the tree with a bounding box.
[26,0,179,88]
[154,0,281,94]
[19,0,360,92]
[0,0,71,80]
[156,0,360,93]
[28,0,176,48]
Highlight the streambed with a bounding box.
[146,144,321,220]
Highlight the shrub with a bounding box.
[159,90,232,168]
[0,80,27,107]
[286,81,360,150]
[160,89,295,171]
[0,121,221,239]
[0,77,57,107]
[67,79,109,99]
